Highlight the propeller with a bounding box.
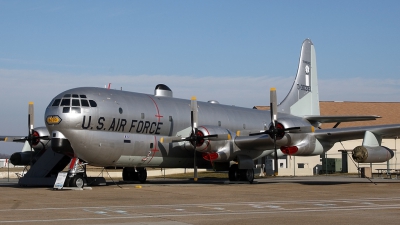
[160,96,230,182]
[249,88,300,176]
[25,102,49,165]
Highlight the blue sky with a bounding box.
[1,1,400,155]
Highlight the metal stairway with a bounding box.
[18,148,70,186]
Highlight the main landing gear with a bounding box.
[228,164,254,184]
[122,167,147,183]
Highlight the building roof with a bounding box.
[253,102,400,128]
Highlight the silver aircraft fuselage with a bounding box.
[44,87,311,168]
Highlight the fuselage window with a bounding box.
[81,99,90,107]
[63,107,70,113]
[80,95,87,99]
[71,107,81,114]
[72,94,79,98]
[63,94,71,98]
[89,100,97,107]
[60,99,71,106]
[52,99,61,106]
[72,99,80,106]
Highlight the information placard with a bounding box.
[53,172,68,189]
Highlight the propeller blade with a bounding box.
[273,134,278,176]
[270,88,279,176]
[286,126,315,133]
[270,88,277,127]
[204,133,231,141]
[191,96,198,182]
[191,96,198,130]
[29,102,34,131]
[160,136,186,143]
[193,142,198,182]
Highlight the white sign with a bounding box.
[54,172,68,189]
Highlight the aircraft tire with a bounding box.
[122,167,136,181]
[241,169,254,184]
[137,167,147,183]
[228,164,240,181]
[69,174,85,188]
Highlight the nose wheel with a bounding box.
[69,174,85,188]
[66,157,87,188]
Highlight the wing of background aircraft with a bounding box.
[0,136,26,143]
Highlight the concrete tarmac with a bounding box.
[1,175,400,225]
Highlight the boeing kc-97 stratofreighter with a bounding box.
[2,39,400,188]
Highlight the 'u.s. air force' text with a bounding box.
[82,116,163,134]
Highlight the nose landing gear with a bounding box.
[66,157,87,188]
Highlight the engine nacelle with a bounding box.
[32,127,50,151]
[10,151,37,166]
[184,125,231,153]
[280,137,333,156]
[352,146,394,163]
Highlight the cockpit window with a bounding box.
[81,99,90,107]
[56,94,97,113]
[89,100,97,107]
[63,107,70,113]
[72,99,80,106]
[71,107,81,113]
[52,99,61,106]
[60,99,70,106]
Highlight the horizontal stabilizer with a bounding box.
[304,115,380,124]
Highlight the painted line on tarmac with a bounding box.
[2,204,400,223]
[1,196,400,213]
[2,198,400,224]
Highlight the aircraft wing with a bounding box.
[0,136,26,143]
[314,124,400,143]
[235,124,400,151]
[304,115,381,124]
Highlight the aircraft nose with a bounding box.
[51,131,74,157]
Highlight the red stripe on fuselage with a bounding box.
[147,95,164,122]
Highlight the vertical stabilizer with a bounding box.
[278,39,320,116]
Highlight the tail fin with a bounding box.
[278,39,320,116]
